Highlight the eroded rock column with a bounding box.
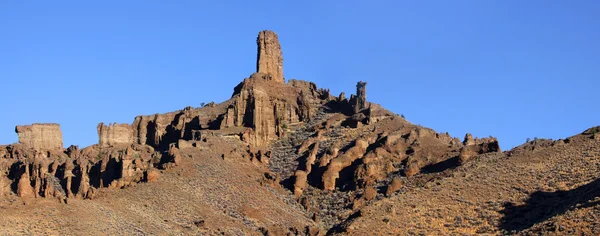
[257,30,284,83]
[354,81,367,113]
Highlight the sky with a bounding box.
[0,1,598,149]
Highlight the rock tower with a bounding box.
[256,30,284,83]
[354,81,367,113]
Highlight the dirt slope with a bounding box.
[0,137,316,235]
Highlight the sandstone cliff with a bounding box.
[15,123,63,150]
[97,122,135,146]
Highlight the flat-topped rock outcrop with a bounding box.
[15,123,63,150]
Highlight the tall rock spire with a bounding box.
[256,30,284,83]
[354,81,367,113]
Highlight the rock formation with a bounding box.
[0,30,518,234]
[85,31,332,151]
[0,124,173,202]
[459,133,501,163]
[15,123,63,150]
[225,75,330,147]
[353,81,367,113]
[257,30,284,83]
[97,123,135,146]
[17,165,35,199]
[322,138,373,191]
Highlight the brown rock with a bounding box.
[0,173,10,196]
[257,30,284,83]
[146,168,160,182]
[353,81,367,114]
[459,147,477,163]
[15,123,63,150]
[97,122,135,146]
[363,185,377,201]
[228,78,316,147]
[63,162,75,198]
[76,163,91,199]
[293,170,308,197]
[17,168,35,199]
[463,133,475,146]
[166,145,182,166]
[220,105,236,129]
[352,198,365,211]
[322,139,371,191]
[460,135,500,163]
[132,108,201,148]
[338,92,346,101]
[44,174,67,202]
[385,177,403,196]
[404,163,420,177]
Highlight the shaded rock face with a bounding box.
[1,123,178,202]
[15,124,63,150]
[459,133,501,163]
[226,75,330,147]
[353,81,367,114]
[97,123,135,146]
[17,165,35,199]
[129,106,219,150]
[257,30,284,83]
[0,143,170,202]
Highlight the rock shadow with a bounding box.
[500,177,600,232]
[322,100,353,116]
[420,156,460,174]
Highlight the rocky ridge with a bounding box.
[0,30,597,235]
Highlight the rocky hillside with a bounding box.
[332,128,600,235]
[0,30,597,235]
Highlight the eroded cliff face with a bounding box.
[225,74,330,147]
[0,122,182,202]
[0,142,171,202]
[131,106,205,149]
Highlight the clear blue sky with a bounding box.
[1,1,598,149]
